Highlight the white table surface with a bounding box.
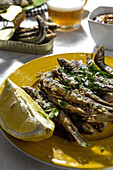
[1,0,113,170]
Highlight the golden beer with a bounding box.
[47,0,84,30]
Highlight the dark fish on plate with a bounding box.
[94,45,113,75]
[86,53,93,66]
[41,78,113,118]
[101,92,113,103]
[13,15,46,43]
[57,58,88,71]
[57,57,113,93]
[22,86,88,147]
[52,69,113,107]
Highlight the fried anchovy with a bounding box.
[58,111,88,147]
[86,53,113,87]
[22,86,95,134]
[101,92,113,103]
[65,113,95,135]
[37,70,113,122]
[94,81,113,92]
[22,86,88,147]
[77,121,95,134]
[15,26,38,34]
[37,71,55,90]
[41,78,113,117]
[16,30,38,38]
[90,122,107,132]
[57,58,87,71]
[37,74,100,132]
[86,53,94,67]
[95,76,113,86]
[17,15,46,43]
[94,45,113,75]
[44,21,60,31]
[45,32,56,41]
[84,115,113,123]
[47,95,88,117]
[16,21,60,35]
[52,69,113,107]
[57,58,113,92]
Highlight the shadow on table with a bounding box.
[83,9,90,19]
[55,25,87,47]
[0,49,53,77]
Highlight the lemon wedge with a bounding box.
[0,78,55,141]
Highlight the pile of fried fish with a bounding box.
[22,45,113,147]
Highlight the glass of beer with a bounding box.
[47,0,85,31]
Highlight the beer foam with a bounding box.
[47,0,84,11]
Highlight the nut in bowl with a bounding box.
[88,6,113,50]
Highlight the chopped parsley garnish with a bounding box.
[87,74,95,82]
[107,80,111,84]
[100,146,105,153]
[61,65,69,74]
[79,67,86,72]
[81,142,88,147]
[48,108,59,118]
[58,100,68,108]
[74,75,82,83]
[88,63,113,78]
[63,85,72,89]
[63,79,71,84]
[75,83,81,89]
[88,63,99,74]
[60,61,112,92]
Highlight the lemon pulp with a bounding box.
[0,78,55,141]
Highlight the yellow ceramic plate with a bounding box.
[1,53,113,169]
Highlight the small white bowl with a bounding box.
[88,6,113,50]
